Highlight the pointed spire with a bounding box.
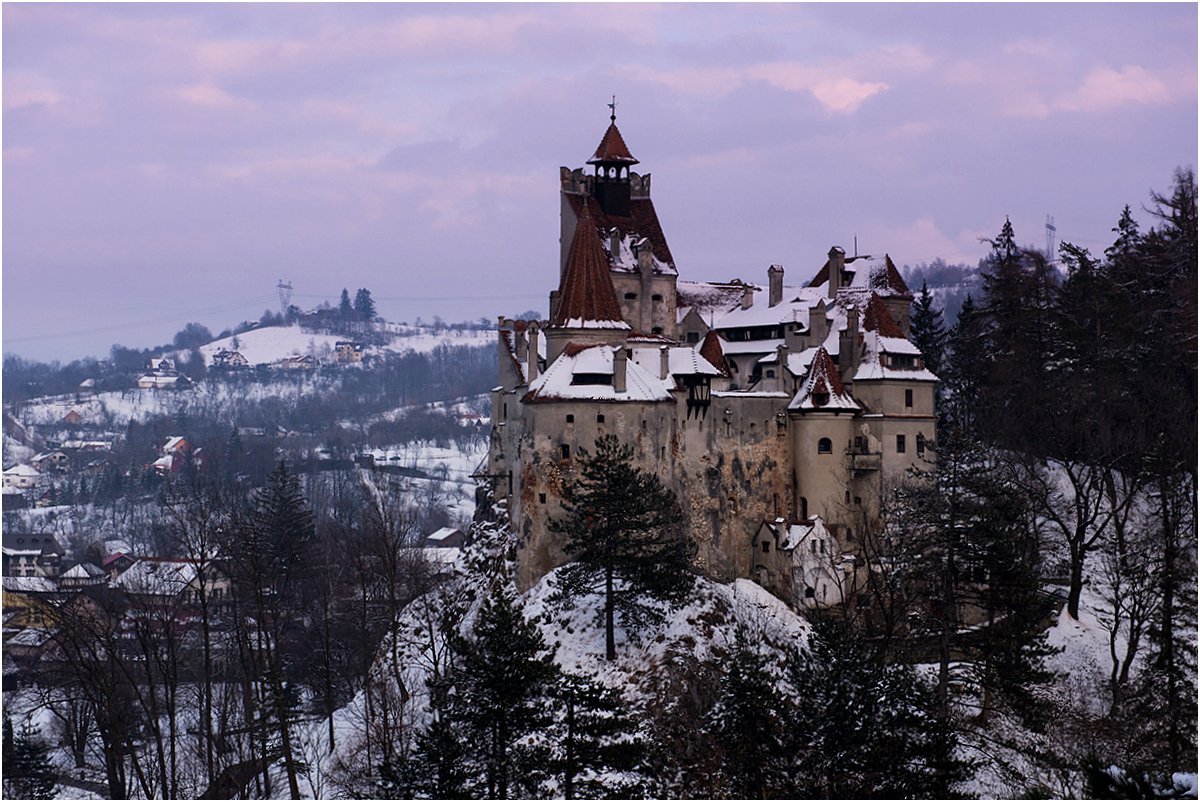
[789,346,858,411]
[588,122,639,165]
[551,200,629,329]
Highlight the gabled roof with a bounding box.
[861,293,905,338]
[523,345,672,404]
[564,193,675,269]
[587,122,639,165]
[788,347,859,412]
[551,201,630,330]
[698,330,731,376]
[807,254,911,298]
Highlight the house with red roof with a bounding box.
[488,112,938,609]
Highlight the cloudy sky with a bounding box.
[4,3,1196,362]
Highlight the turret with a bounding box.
[587,106,639,217]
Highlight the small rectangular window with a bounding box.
[566,414,574,423]
[761,541,770,553]
[560,444,570,460]
[539,492,547,504]
[596,413,605,423]
[686,331,700,344]
[905,388,913,408]
[896,434,906,453]
[854,496,862,506]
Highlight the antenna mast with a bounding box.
[1044,215,1057,264]
[277,279,294,314]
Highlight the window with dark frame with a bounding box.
[896,434,906,453]
[905,388,913,407]
[818,437,832,454]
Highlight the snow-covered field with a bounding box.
[199,324,492,366]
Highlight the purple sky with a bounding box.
[4,3,1196,362]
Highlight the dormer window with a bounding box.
[812,391,829,407]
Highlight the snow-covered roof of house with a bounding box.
[114,558,198,597]
[629,346,724,379]
[61,562,106,580]
[789,347,859,412]
[853,331,939,382]
[4,464,40,477]
[807,253,911,299]
[163,436,187,451]
[523,345,673,404]
[2,576,58,594]
[139,374,185,388]
[719,337,784,356]
[551,200,631,330]
[6,628,52,648]
[676,281,749,322]
[779,516,831,551]
[426,527,463,543]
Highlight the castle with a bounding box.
[487,115,937,609]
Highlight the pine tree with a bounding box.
[3,717,58,799]
[942,294,988,432]
[339,288,353,321]
[551,435,696,660]
[910,280,948,375]
[452,586,559,798]
[354,288,377,322]
[786,620,965,799]
[552,673,646,799]
[704,626,789,798]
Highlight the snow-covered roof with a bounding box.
[852,330,939,382]
[675,280,748,321]
[426,527,462,543]
[523,345,673,404]
[629,346,723,379]
[780,516,831,551]
[719,337,784,356]
[114,559,198,597]
[807,253,911,299]
[3,464,40,477]
[2,576,58,594]
[61,563,105,580]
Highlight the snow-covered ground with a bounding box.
[199,323,492,366]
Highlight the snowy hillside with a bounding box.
[198,324,492,366]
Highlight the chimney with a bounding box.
[776,343,789,382]
[636,237,654,275]
[741,284,754,310]
[828,246,845,299]
[846,304,860,376]
[514,323,528,361]
[768,264,784,307]
[527,322,540,383]
[659,345,670,380]
[613,347,628,393]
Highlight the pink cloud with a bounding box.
[1058,65,1172,112]
[173,81,254,109]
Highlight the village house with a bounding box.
[335,340,366,365]
[2,532,65,578]
[212,348,250,368]
[278,354,319,370]
[487,115,937,609]
[3,463,43,490]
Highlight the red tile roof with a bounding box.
[588,123,639,165]
[790,346,857,412]
[551,201,628,328]
[699,330,731,376]
[862,293,905,338]
[564,193,674,267]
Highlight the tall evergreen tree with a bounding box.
[354,288,377,322]
[3,717,58,799]
[452,587,559,798]
[942,294,988,432]
[339,288,354,321]
[910,280,948,375]
[704,626,789,798]
[551,435,696,660]
[786,619,964,799]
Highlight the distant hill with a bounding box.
[901,259,984,326]
[197,323,493,367]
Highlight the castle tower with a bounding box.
[587,107,639,217]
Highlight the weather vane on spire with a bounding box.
[608,95,617,123]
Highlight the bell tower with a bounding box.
[587,97,639,217]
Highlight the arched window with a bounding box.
[818,437,832,454]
